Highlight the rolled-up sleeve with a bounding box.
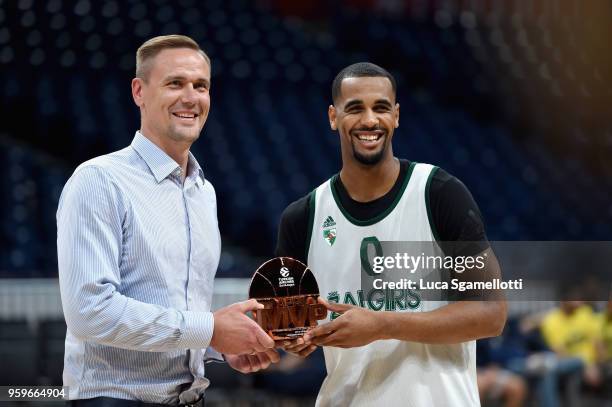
[57,166,214,351]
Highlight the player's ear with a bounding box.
[394,103,400,128]
[132,77,145,107]
[328,105,337,130]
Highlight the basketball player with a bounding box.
[275,62,507,405]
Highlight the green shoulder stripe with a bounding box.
[425,166,441,242]
[304,189,317,261]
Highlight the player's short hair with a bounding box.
[136,35,211,82]
[331,62,397,105]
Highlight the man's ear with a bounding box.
[132,78,145,108]
[328,105,337,130]
[394,103,400,128]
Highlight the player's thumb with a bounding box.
[319,298,353,313]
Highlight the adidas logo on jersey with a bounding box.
[322,216,337,246]
[322,216,336,228]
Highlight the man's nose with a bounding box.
[361,108,378,128]
[180,84,198,104]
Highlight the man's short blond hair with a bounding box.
[136,35,211,82]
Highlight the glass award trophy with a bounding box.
[249,257,327,340]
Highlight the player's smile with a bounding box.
[351,128,386,149]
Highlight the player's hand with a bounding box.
[303,300,383,348]
[225,348,281,373]
[275,337,317,358]
[211,299,275,355]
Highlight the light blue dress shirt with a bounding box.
[57,132,222,404]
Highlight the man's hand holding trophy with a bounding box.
[249,257,327,357]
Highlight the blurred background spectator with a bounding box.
[598,300,612,400]
[541,301,602,390]
[0,0,610,405]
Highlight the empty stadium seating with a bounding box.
[0,0,610,277]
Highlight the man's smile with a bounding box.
[171,111,200,123]
[351,129,385,147]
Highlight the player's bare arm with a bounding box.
[305,247,507,347]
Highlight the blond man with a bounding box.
[58,35,278,407]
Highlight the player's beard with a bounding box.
[350,133,388,166]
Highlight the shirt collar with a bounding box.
[131,131,205,185]
[187,152,206,188]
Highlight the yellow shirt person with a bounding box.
[599,303,612,362]
[541,302,600,365]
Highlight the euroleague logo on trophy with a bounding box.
[278,266,294,287]
[249,257,327,340]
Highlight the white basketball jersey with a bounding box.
[307,162,479,407]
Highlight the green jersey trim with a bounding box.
[329,161,417,227]
[425,166,440,241]
[305,190,317,260]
